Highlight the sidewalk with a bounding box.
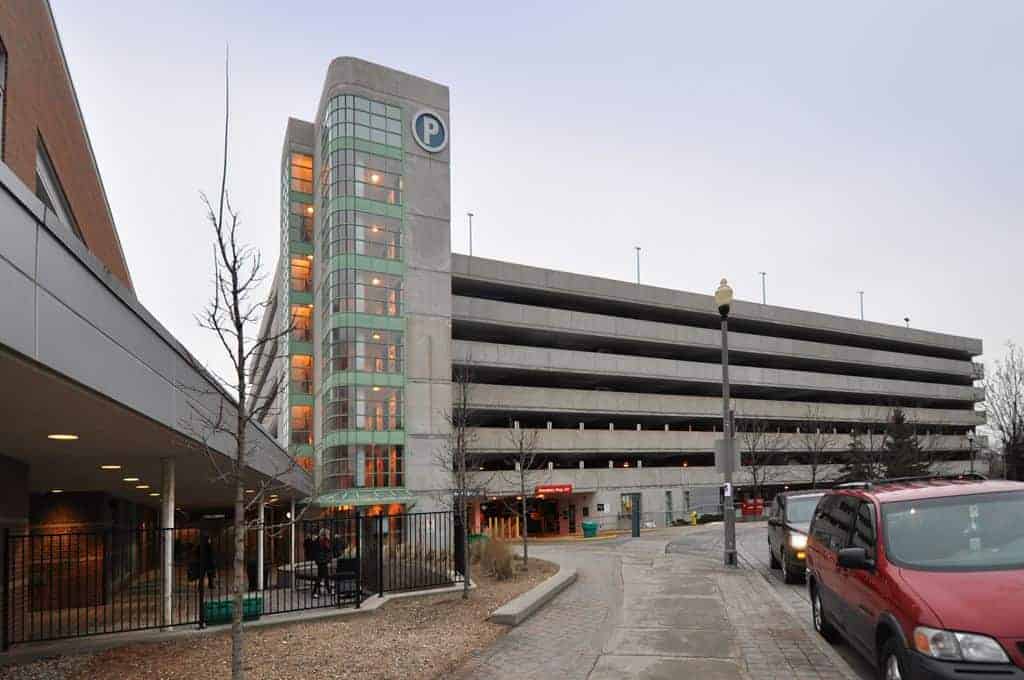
[459,526,858,680]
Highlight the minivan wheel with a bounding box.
[812,587,839,643]
[880,637,909,680]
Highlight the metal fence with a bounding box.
[2,510,462,648]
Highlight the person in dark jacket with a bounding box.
[312,528,331,598]
[199,535,217,589]
[303,533,315,562]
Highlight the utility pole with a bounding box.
[634,246,641,284]
[857,291,864,320]
[759,272,766,304]
[467,211,474,256]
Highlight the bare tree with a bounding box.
[735,417,785,499]
[985,341,1024,481]
[181,50,307,680]
[797,405,837,488]
[436,363,487,599]
[502,423,546,571]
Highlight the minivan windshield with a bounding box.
[882,491,1024,571]
[785,495,822,524]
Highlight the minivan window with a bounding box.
[785,495,820,524]
[812,495,856,552]
[882,491,1024,571]
[850,501,877,561]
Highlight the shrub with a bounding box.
[482,536,514,581]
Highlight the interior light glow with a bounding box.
[122,477,140,482]
[51,489,63,494]
[47,434,78,441]
[100,465,122,470]
[136,485,150,490]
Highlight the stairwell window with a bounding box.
[35,137,85,242]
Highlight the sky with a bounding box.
[52,0,1024,385]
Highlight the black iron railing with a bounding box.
[2,510,461,648]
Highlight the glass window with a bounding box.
[322,327,403,375]
[323,386,403,433]
[289,153,313,193]
[289,257,312,292]
[289,201,314,242]
[322,269,401,317]
[785,495,822,524]
[323,445,403,491]
[290,405,313,446]
[882,491,1024,571]
[35,137,84,242]
[322,210,402,261]
[290,305,313,342]
[811,495,856,553]
[290,355,313,394]
[851,501,877,561]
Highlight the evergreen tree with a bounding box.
[838,428,884,482]
[881,408,931,479]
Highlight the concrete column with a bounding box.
[547,461,554,470]
[289,499,296,590]
[160,458,175,629]
[579,460,585,469]
[664,424,669,431]
[547,421,552,430]
[637,460,643,469]
[257,501,266,591]
[579,422,584,431]
[609,423,614,431]
[636,424,641,431]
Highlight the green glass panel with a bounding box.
[322,430,406,449]
[320,371,405,392]
[325,254,405,276]
[324,313,405,332]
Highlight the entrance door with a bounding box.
[665,490,674,526]
[568,504,577,534]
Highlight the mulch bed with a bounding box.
[0,558,558,680]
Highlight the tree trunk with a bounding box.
[232,415,246,680]
[520,477,529,571]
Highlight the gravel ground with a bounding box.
[0,559,557,680]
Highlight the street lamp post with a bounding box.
[715,278,737,567]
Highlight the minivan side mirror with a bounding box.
[837,547,874,571]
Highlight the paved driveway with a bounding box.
[459,527,859,680]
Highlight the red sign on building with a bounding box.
[535,484,573,495]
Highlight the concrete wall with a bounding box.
[454,340,982,405]
[468,385,985,428]
[0,164,310,495]
[453,297,976,381]
[452,255,982,358]
[470,428,972,454]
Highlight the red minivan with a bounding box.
[806,478,1024,680]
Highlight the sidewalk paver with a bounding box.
[459,527,859,680]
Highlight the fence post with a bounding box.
[197,529,206,630]
[355,512,362,609]
[2,528,9,652]
[376,514,384,598]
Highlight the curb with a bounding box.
[736,549,863,680]
[488,566,577,626]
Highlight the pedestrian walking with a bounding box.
[312,528,331,598]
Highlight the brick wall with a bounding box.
[0,1,132,289]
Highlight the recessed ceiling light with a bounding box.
[100,465,122,470]
[122,477,139,482]
[245,489,255,494]
[149,492,160,497]
[47,434,78,441]
[50,489,63,494]
[136,484,150,490]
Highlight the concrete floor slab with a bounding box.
[604,626,740,658]
[589,655,745,680]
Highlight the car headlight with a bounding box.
[788,533,807,550]
[913,626,1010,663]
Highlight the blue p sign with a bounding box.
[412,110,448,153]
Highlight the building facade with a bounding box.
[254,57,985,534]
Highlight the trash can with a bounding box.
[582,520,599,538]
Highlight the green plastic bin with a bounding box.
[581,520,599,538]
[203,596,263,625]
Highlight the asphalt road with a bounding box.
[733,521,876,680]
